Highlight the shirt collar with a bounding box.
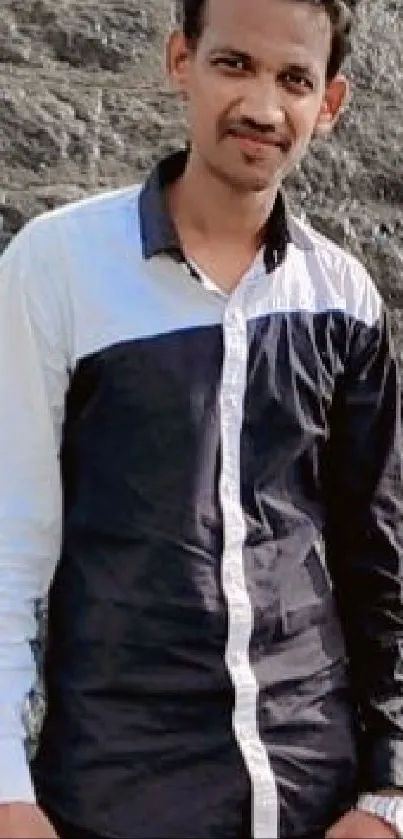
[139,148,313,271]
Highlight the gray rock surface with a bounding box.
[0,0,401,750]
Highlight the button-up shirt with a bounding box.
[0,149,402,839]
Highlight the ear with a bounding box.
[165,30,194,96]
[314,75,350,136]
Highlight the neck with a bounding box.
[168,146,281,252]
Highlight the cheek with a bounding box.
[289,100,323,145]
[187,81,226,135]
[190,65,242,114]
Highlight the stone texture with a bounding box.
[0,0,401,748]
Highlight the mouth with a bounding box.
[227,130,287,155]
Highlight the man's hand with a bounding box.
[0,803,57,838]
[326,808,397,838]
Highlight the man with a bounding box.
[0,0,402,836]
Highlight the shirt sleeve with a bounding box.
[0,220,69,802]
[324,301,403,792]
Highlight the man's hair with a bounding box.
[178,0,353,81]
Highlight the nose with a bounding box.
[240,77,285,129]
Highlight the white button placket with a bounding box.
[219,290,278,839]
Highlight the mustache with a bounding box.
[223,119,291,152]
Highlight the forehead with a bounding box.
[200,0,331,68]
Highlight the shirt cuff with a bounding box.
[0,738,36,803]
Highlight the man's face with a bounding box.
[168,0,348,192]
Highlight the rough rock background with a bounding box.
[0,0,401,749]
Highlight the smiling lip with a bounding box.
[228,130,285,153]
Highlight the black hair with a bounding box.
[177,0,353,81]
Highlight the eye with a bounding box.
[282,71,314,91]
[212,55,249,73]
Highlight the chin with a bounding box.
[209,157,283,193]
[223,166,280,193]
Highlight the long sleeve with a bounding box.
[0,221,69,801]
[324,303,403,791]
